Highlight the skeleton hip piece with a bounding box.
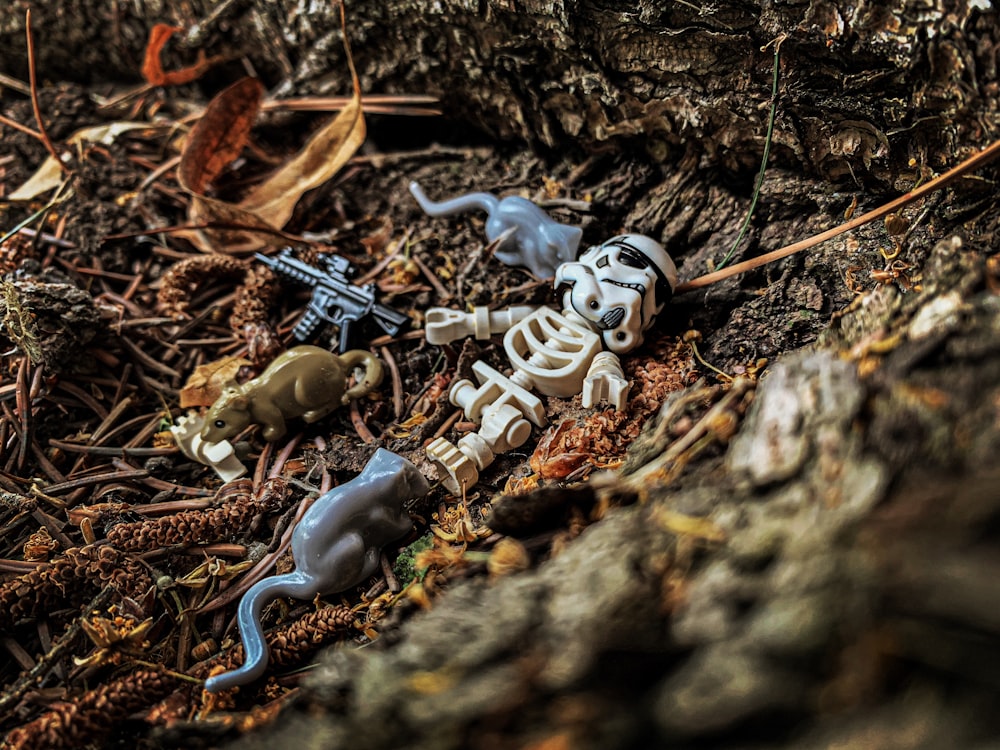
[424,234,677,494]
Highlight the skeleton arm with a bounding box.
[424,305,535,345]
[582,351,629,411]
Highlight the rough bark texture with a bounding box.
[4,1,996,174]
[211,245,1000,750]
[2,1,999,749]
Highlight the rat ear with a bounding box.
[215,390,247,410]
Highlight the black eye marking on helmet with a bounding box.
[601,237,673,306]
[596,255,610,268]
[618,247,649,269]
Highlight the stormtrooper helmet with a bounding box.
[554,234,678,354]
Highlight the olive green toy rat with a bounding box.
[201,345,383,443]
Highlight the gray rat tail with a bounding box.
[410,181,499,218]
[203,570,313,693]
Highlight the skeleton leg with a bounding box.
[426,361,545,495]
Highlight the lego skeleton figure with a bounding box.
[425,235,678,494]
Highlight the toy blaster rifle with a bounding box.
[255,249,409,352]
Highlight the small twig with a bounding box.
[55,381,109,420]
[380,346,404,420]
[410,252,451,300]
[686,333,732,382]
[355,228,411,285]
[131,498,214,515]
[42,468,149,495]
[14,227,75,249]
[263,93,440,112]
[101,221,304,249]
[88,396,133,445]
[0,71,31,95]
[350,399,376,444]
[118,337,183,379]
[431,409,464,440]
[31,507,75,549]
[2,403,25,474]
[30,440,67,484]
[15,357,31,471]
[2,636,36,671]
[0,559,42,573]
[110,458,214,496]
[49,438,178,458]
[0,112,43,140]
[25,9,66,171]
[254,440,275,488]
[269,434,302,479]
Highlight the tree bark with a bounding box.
[3,0,996,181]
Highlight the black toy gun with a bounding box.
[255,249,409,352]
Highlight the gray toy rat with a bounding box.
[409,181,582,278]
[203,449,430,693]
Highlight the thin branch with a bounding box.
[0,113,42,141]
[676,137,1000,293]
[25,9,66,171]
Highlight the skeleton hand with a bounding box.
[582,352,628,411]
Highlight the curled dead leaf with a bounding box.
[179,355,251,408]
[178,77,264,194]
[487,537,530,579]
[175,5,365,253]
[238,62,365,229]
[530,419,589,480]
[142,24,181,84]
[142,24,218,87]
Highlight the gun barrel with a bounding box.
[371,303,409,336]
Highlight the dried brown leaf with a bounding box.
[179,355,251,408]
[173,9,364,253]
[238,30,365,228]
[178,77,264,194]
[530,419,589,480]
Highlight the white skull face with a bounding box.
[554,234,677,354]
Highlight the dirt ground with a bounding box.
[1,34,1000,750]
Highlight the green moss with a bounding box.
[393,532,434,585]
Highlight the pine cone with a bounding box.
[3,668,180,750]
[0,546,152,630]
